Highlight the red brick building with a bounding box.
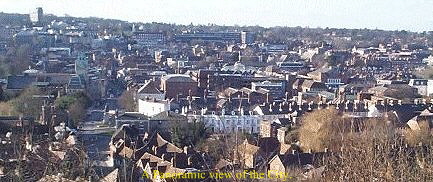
[160,74,198,99]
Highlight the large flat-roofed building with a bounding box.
[131,32,165,46]
[174,32,242,43]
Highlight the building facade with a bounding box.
[131,32,165,46]
[138,98,170,117]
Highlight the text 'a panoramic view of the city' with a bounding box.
[1,1,433,181]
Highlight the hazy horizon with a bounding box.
[1,0,432,32]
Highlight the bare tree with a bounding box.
[298,108,347,152]
[68,102,86,128]
[119,90,136,112]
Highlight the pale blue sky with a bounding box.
[1,0,432,32]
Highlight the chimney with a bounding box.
[187,156,193,166]
[115,109,119,118]
[51,105,55,113]
[171,156,176,167]
[266,93,270,104]
[277,128,287,143]
[297,92,303,104]
[203,89,207,100]
[189,89,192,100]
[18,115,23,127]
[183,146,189,155]
[152,146,158,155]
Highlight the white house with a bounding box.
[427,80,433,96]
[409,79,428,96]
[189,112,261,134]
[138,98,170,117]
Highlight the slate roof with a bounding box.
[149,111,187,121]
[119,145,135,158]
[6,75,36,90]
[253,100,374,116]
[164,166,187,175]
[99,169,119,182]
[161,74,196,83]
[274,118,291,126]
[145,133,183,153]
[138,81,162,94]
[386,104,431,125]
[111,125,141,147]
[308,66,339,78]
[139,152,166,163]
[67,75,84,89]
[302,80,327,90]
[419,109,433,117]
[271,152,328,168]
[116,112,148,121]
[223,87,240,96]
[239,87,255,94]
[237,139,260,155]
[255,88,269,95]
[258,137,280,154]
[292,79,305,89]
[214,159,233,170]
[42,74,72,85]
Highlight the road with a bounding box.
[77,75,124,173]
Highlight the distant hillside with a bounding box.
[0,12,30,26]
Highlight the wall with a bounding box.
[138,99,170,117]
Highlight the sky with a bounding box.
[1,0,432,32]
